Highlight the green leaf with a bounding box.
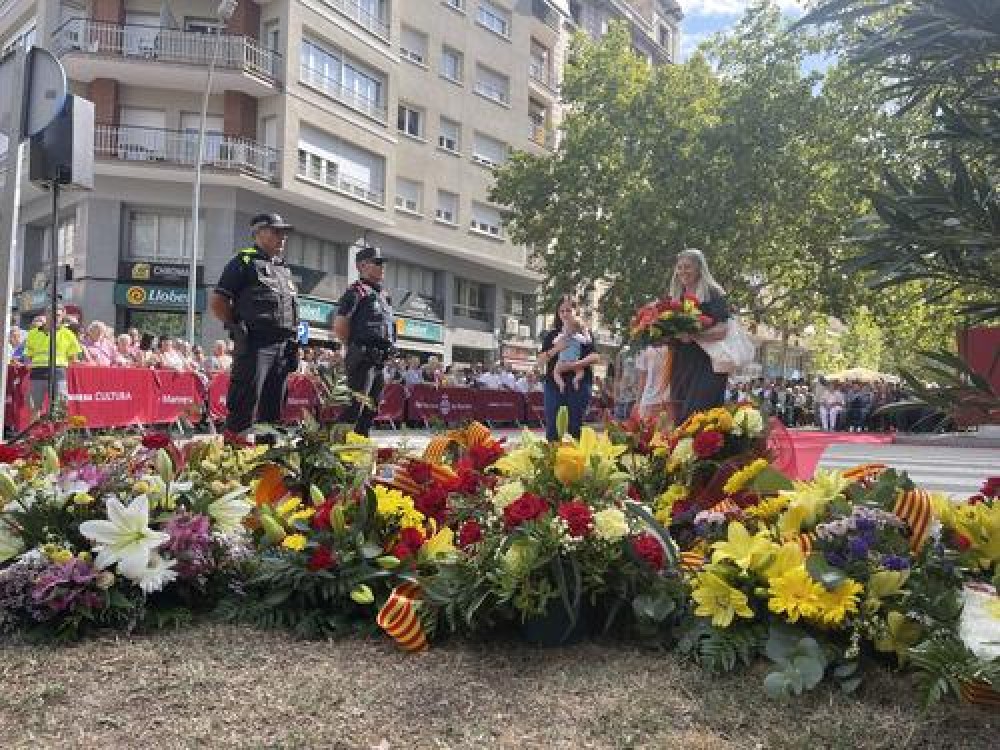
[763,672,791,699]
[805,554,848,591]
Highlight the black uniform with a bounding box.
[214,244,300,433]
[337,276,395,436]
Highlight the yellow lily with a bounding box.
[421,526,457,560]
[874,610,924,664]
[711,522,776,574]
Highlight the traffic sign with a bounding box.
[297,321,310,345]
[0,47,67,140]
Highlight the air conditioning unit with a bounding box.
[504,316,520,336]
[518,325,530,338]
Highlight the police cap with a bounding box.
[355,245,386,265]
[250,213,294,232]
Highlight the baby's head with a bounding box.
[564,317,582,334]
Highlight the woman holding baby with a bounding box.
[537,295,600,441]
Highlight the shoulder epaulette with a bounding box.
[238,247,257,264]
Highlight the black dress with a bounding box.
[669,292,731,423]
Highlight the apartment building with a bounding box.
[1,0,680,365]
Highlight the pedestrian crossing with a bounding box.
[818,444,998,497]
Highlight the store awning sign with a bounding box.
[396,317,444,344]
[299,297,335,326]
[114,283,205,311]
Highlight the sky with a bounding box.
[679,0,807,60]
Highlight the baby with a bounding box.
[553,317,587,392]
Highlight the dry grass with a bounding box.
[0,624,993,750]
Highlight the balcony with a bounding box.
[296,150,385,207]
[95,125,280,182]
[52,20,281,95]
[319,0,390,42]
[529,123,554,150]
[529,62,557,93]
[300,63,387,123]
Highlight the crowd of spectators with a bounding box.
[381,355,545,394]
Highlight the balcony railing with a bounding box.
[296,150,385,206]
[52,20,281,81]
[300,63,388,122]
[473,80,510,106]
[319,0,390,41]
[95,125,280,181]
[529,123,554,149]
[529,62,556,91]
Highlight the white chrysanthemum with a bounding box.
[593,508,628,542]
[208,488,253,532]
[129,552,178,594]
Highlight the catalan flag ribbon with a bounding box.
[893,488,933,553]
[422,421,494,464]
[680,550,705,571]
[376,582,428,653]
[842,463,889,486]
[798,532,817,555]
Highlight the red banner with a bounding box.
[150,370,205,424]
[474,389,524,424]
[282,375,322,422]
[208,373,229,421]
[376,383,406,424]
[3,365,32,432]
[66,366,151,428]
[406,384,478,424]
[525,391,545,423]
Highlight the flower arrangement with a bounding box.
[628,294,714,348]
[0,430,253,639]
[421,416,685,644]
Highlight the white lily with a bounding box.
[79,496,169,576]
[208,487,253,533]
[129,552,178,594]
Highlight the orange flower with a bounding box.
[255,464,290,506]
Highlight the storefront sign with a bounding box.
[299,297,336,327]
[396,317,444,344]
[114,283,205,310]
[119,261,202,285]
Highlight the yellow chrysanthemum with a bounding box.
[276,496,303,518]
[767,565,823,623]
[654,484,687,525]
[711,522,776,574]
[340,431,372,464]
[691,572,755,628]
[811,578,863,627]
[723,458,769,495]
[744,494,790,522]
[281,533,307,552]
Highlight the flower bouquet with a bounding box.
[420,413,685,645]
[628,294,714,348]
[0,431,253,640]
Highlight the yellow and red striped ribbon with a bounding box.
[798,532,817,555]
[680,550,705,571]
[842,463,888,485]
[376,582,428,652]
[893,488,933,553]
[422,421,493,464]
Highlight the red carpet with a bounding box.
[784,430,894,480]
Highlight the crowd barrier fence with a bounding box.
[5,365,606,432]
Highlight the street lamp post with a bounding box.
[187,0,238,346]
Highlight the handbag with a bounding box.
[697,317,756,374]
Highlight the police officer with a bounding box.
[210,213,300,444]
[334,246,394,436]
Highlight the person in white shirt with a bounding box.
[402,356,424,387]
[477,364,504,389]
[498,364,519,391]
[635,345,671,421]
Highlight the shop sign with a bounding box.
[396,317,444,344]
[119,261,202,286]
[299,297,336,327]
[18,289,49,312]
[114,283,205,310]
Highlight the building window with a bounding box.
[400,25,428,65]
[477,1,511,38]
[454,277,490,321]
[443,0,465,12]
[470,201,503,238]
[397,104,423,138]
[297,124,386,206]
[436,190,459,225]
[658,24,672,50]
[529,40,551,86]
[300,37,387,122]
[438,117,461,152]
[440,46,463,83]
[395,177,422,214]
[284,233,348,276]
[126,210,204,261]
[474,63,510,105]
[328,0,389,40]
[386,260,437,300]
[529,100,549,146]
[472,132,507,167]
[503,290,535,320]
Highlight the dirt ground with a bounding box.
[0,623,994,750]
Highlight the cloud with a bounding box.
[680,31,711,60]
[682,0,805,17]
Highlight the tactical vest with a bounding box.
[347,280,394,348]
[235,247,299,333]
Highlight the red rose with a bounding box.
[980,477,1000,499]
[0,444,29,463]
[452,466,482,496]
[467,440,505,471]
[692,430,725,459]
[400,527,425,550]
[142,432,171,450]
[631,533,666,571]
[557,501,593,537]
[414,486,450,524]
[59,447,90,466]
[503,493,550,530]
[458,519,483,548]
[307,545,338,571]
[406,461,433,485]
[312,499,334,530]
[955,533,972,552]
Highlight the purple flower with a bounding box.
[30,557,103,619]
[825,550,847,568]
[847,536,870,560]
[854,517,876,533]
[882,554,910,571]
[163,512,214,579]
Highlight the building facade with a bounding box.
[1,0,680,366]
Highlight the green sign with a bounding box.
[114,283,206,310]
[396,317,444,344]
[299,297,336,326]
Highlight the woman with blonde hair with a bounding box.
[668,248,732,422]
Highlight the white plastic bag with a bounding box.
[697,318,756,374]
